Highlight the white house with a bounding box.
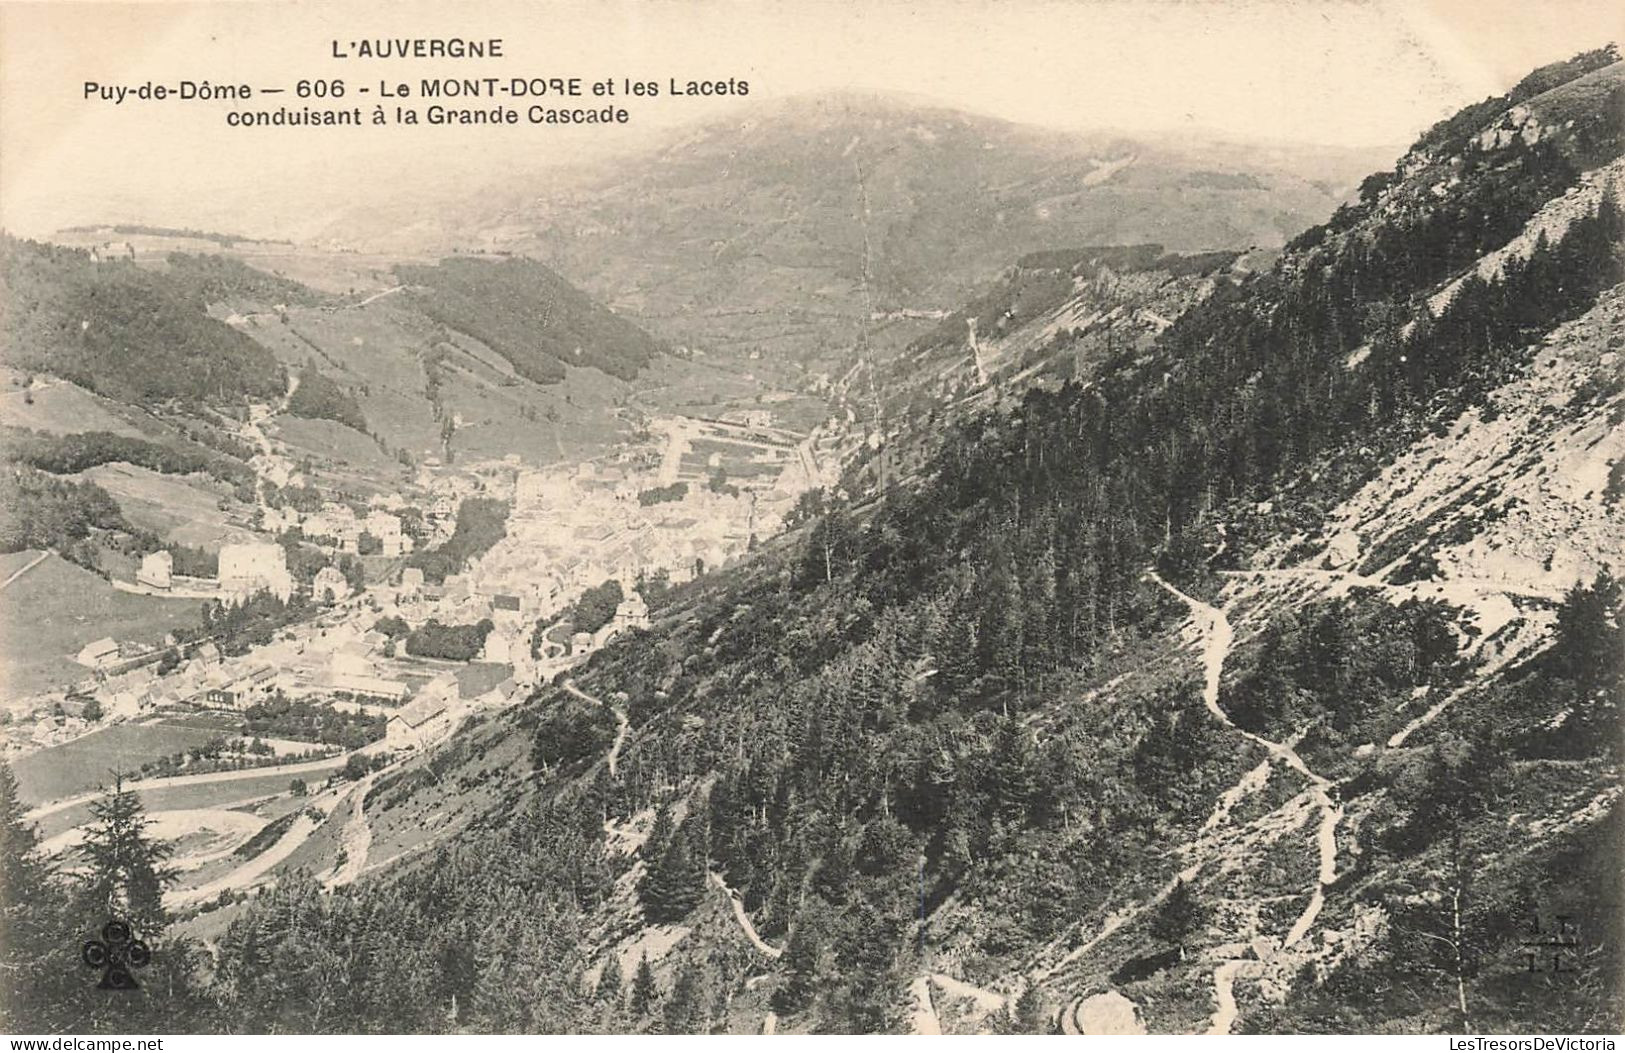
[219,542,293,601]
[75,637,120,668]
[399,567,425,596]
[386,694,452,749]
[136,551,173,590]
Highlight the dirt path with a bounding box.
[1147,571,1345,1027]
[354,285,404,308]
[709,871,783,958]
[0,550,51,592]
[1207,959,1254,1035]
[908,976,942,1035]
[323,777,375,890]
[563,678,630,777]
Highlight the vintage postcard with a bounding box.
[0,0,1621,1039]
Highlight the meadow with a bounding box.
[0,554,199,698]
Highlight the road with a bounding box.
[24,751,353,822]
[169,810,319,908]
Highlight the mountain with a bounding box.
[325,94,1385,389]
[7,49,1625,1036]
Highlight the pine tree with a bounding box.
[773,913,824,1014]
[1013,984,1048,1033]
[995,984,1049,1034]
[1150,879,1207,949]
[989,718,1037,819]
[639,825,707,923]
[662,959,709,1034]
[0,761,56,1031]
[78,772,175,937]
[596,954,624,1004]
[630,952,659,1017]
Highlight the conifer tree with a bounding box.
[630,952,659,1017]
[662,959,708,1034]
[0,761,56,1031]
[79,771,174,937]
[639,825,706,923]
[596,954,624,1004]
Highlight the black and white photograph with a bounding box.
[0,0,1621,1039]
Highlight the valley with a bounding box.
[1,40,1622,1039]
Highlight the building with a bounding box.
[219,542,293,601]
[204,665,277,709]
[611,589,650,633]
[75,637,120,668]
[364,510,408,557]
[399,567,425,596]
[136,550,173,590]
[313,565,351,603]
[329,673,409,705]
[386,694,451,749]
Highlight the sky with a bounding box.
[1,0,1620,238]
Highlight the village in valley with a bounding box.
[2,358,839,907]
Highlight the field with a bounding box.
[0,550,42,581]
[0,372,147,438]
[11,720,227,804]
[453,661,513,697]
[0,553,199,699]
[79,462,257,550]
[30,758,351,840]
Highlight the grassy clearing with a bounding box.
[78,462,255,550]
[0,554,198,698]
[12,720,229,804]
[0,374,146,438]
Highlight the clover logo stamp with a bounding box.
[82,918,151,990]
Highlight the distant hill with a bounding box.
[325,94,1386,385]
[394,256,664,385]
[0,235,286,407]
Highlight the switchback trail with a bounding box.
[709,871,783,959]
[1147,572,1344,1031]
[563,679,630,777]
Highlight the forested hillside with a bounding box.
[3,49,1622,1037]
[0,236,286,407]
[396,256,665,384]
